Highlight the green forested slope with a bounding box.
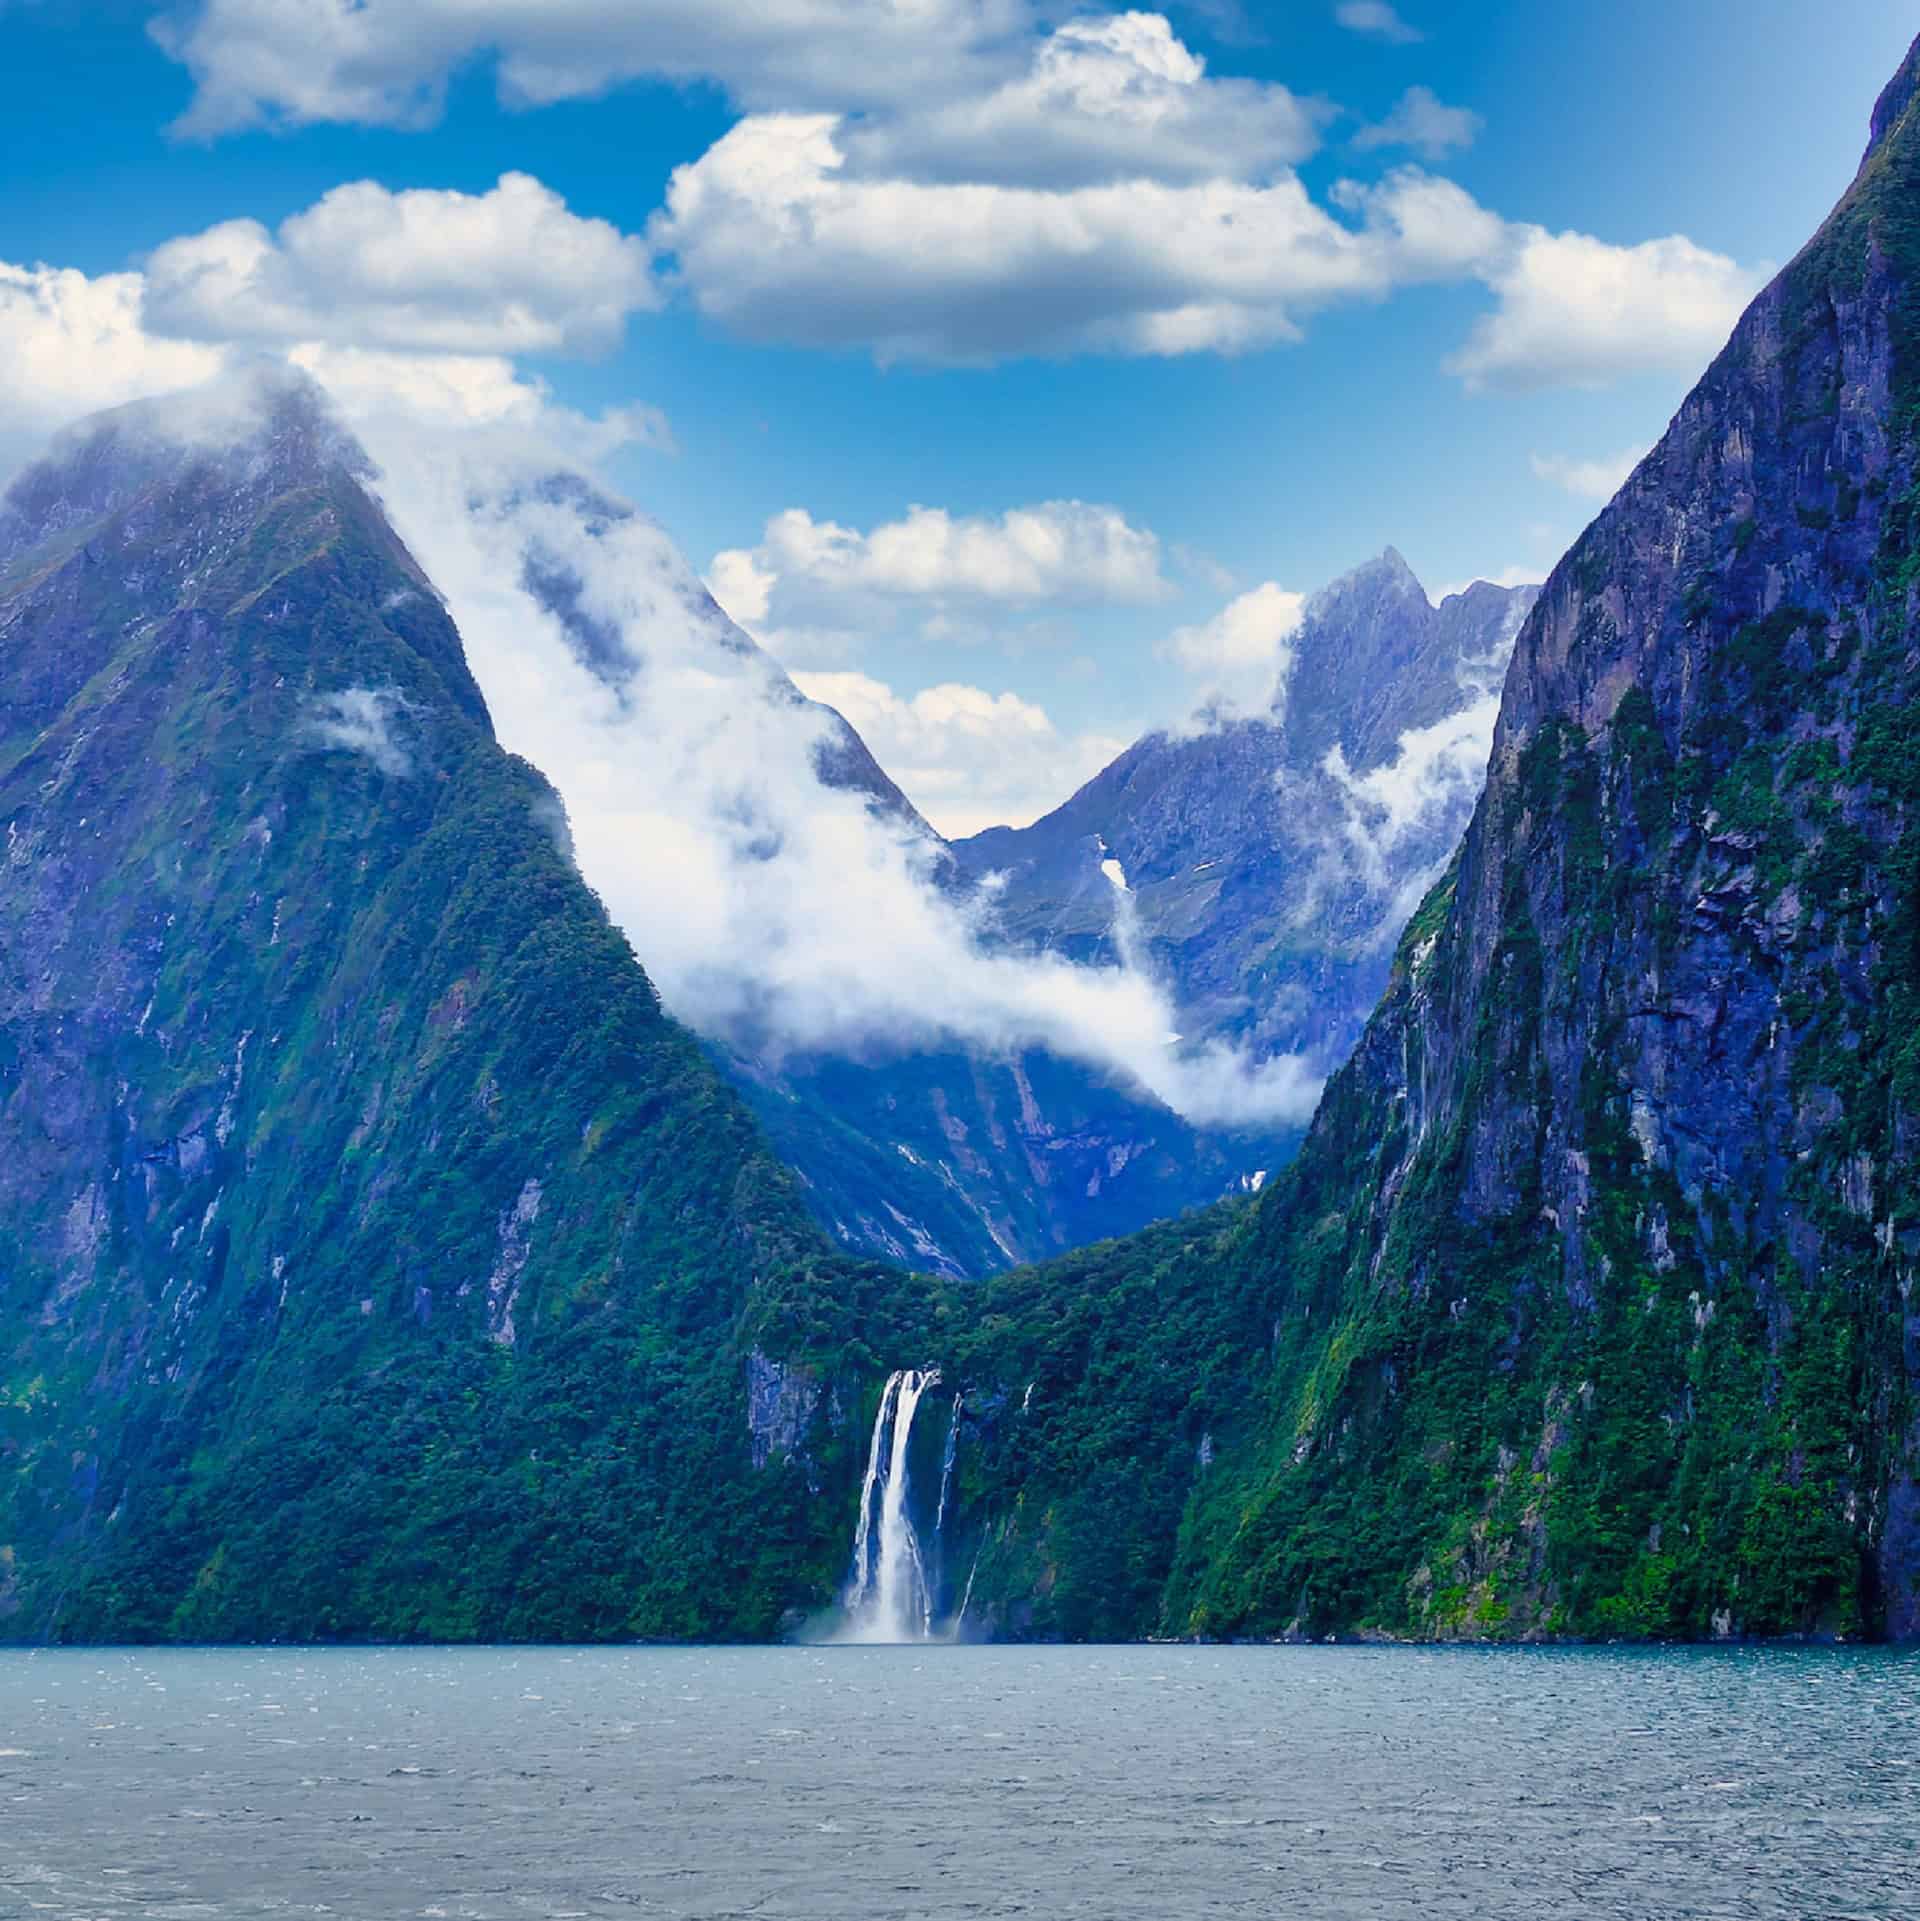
[0,383,923,1642]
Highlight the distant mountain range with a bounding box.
[737,553,1536,1278]
[955,554,1536,1081]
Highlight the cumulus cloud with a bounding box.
[705,498,1174,702]
[151,0,1034,134]
[1354,85,1481,160]
[838,13,1328,188]
[710,499,1171,634]
[1530,445,1650,502]
[1447,228,1762,391]
[644,33,1747,389]
[1159,580,1305,718]
[143,8,1760,393]
[145,173,656,357]
[138,0,1769,399]
[791,670,1123,837]
[1334,1,1423,44]
[652,120,1507,363]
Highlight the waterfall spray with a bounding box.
[841,1368,941,1642]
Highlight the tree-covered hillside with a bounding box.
[0,377,924,1643]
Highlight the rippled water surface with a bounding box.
[4,1644,1918,1918]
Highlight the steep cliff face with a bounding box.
[946,35,1920,1643]
[0,377,915,1642]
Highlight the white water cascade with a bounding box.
[842,1368,941,1643]
[934,1392,962,1537]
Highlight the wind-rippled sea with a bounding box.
[3,1644,1917,1919]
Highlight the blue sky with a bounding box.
[3,0,1915,832]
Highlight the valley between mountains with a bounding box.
[3,33,1920,1649]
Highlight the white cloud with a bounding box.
[711,499,1171,623]
[1160,580,1304,718]
[305,686,416,776]
[144,6,1764,395]
[286,344,674,457]
[1335,2,1423,44]
[0,252,661,500]
[0,262,228,471]
[1321,687,1503,945]
[151,0,1034,134]
[791,669,1123,836]
[145,173,656,357]
[652,117,1507,363]
[323,409,1320,1129]
[1530,445,1649,502]
[1447,228,1762,391]
[840,13,1328,188]
[706,498,1173,681]
[1354,85,1480,160]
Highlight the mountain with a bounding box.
[12,30,1917,1653]
[732,556,1534,1281]
[0,373,922,1642]
[955,554,1536,1070]
[494,465,1269,1281]
[927,33,1920,1643]
[730,1039,1263,1278]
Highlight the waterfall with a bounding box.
[934,1393,962,1537]
[841,1368,942,1642]
[955,1543,984,1638]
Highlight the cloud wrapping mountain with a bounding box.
[295,390,1326,1131]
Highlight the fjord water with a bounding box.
[4,1647,1917,1919]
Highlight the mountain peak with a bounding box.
[1863,30,1920,171]
[1,364,369,567]
[1331,545,1427,603]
